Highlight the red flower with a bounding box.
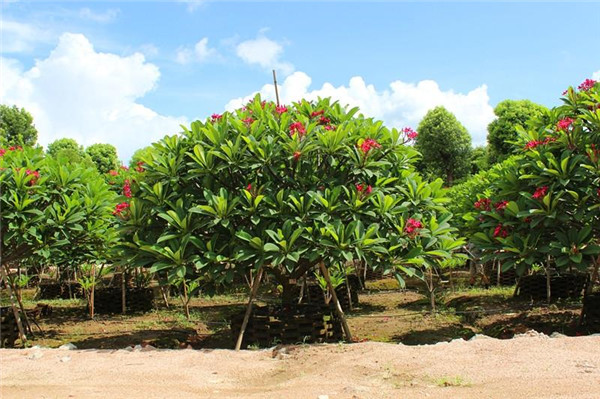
[402,127,418,140]
[211,113,222,122]
[293,151,301,161]
[289,122,306,137]
[123,180,132,198]
[113,202,130,216]
[597,188,600,197]
[310,110,325,118]
[318,116,331,125]
[524,140,542,150]
[135,161,145,173]
[246,183,252,191]
[323,125,335,131]
[556,118,574,132]
[493,223,508,238]
[359,138,381,154]
[474,198,491,211]
[494,201,508,211]
[25,169,40,185]
[109,170,118,176]
[275,105,288,114]
[366,185,373,194]
[355,183,364,192]
[532,186,548,199]
[404,218,423,236]
[0,149,5,157]
[578,79,597,92]
[242,117,254,125]
[8,146,15,151]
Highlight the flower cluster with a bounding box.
[0,146,23,156]
[494,200,508,212]
[474,198,491,211]
[524,137,556,150]
[532,186,548,199]
[359,138,381,154]
[242,117,254,125]
[113,202,130,216]
[493,223,509,238]
[310,110,325,118]
[275,105,288,114]
[26,169,40,186]
[355,183,373,196]
[211,113,222,122]
[578,79,597,92]
[123,179,132,198]
[404,218,423,237]
[402,127,418,141]
[293,151,301,161]
[289,122,306,137]
[135,161,145,173]
[556,117,574,132]
[108,170,118,176]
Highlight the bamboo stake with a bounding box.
[319,262,352,342]
[1,264,27,345]
[235,266,264,351]
[272,70,280,107]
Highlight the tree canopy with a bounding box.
[86,143,120,174]
[0,105,38,147]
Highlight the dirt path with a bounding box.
[2,334,599,399]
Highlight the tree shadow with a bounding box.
[70,328,199,349]
[391,324,476,345]
[481,310,581,339]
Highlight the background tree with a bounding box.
[86,143,120,174]
[46,138,95,168]
[0,105,38,147]
[470,146,489,175]
[487,99,547,164]
[414,106,472,185]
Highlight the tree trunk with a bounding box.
[235,266,264,351]
[545,266,552,304]
[587,256,599,295]
[121,270,127,314]
[1,264,27,345]
[319,262,352,341]
[182,283,190,320]
[90,263,96,319]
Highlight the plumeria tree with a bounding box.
[469,79,600,299]
[115,96,462,320]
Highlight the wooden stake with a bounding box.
[319,262,352,342]
[90,263,96,319]
[1,264,27,346]
[121,269,127,314]
[272,70,280,107]
[235,266,264,351]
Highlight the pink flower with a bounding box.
[275,105,288,114]
[474,198,492,211]
[242,117,254,125]
[0,149,6,157]
[211,113,222,122]
[359,138,381,154]
[355,183,364,192]
[135,161,145,173]
[402,127,418,140]
[366,185,373,194]
[323,125,335,131]
[532,186,548,199]
[108,170,118,176]
[404,218,423,236]
[524,140,542,150]
[246,183,252,191]
[493,224,508,238]
[310,110,325,118]
[113,202,130,216]
[25,169,40,185]
[556,117,574,132]
[578,79,597,92]
[289,122,306,137]
[123,179,132,198]
[293,151,301,161]
[318,116,331,125]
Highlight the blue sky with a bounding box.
[2,1,599,161]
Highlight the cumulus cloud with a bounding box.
[235,33,294,76]
[0,20,54,53]
[225,71,495,146]
[1,33,186,161]
[592,70,600,81]
[175,37,219,64]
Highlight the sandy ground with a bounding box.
[1,334,599,399]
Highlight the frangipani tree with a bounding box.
[116,96,462,319]
[469,79,600,299]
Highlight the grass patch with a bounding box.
[434,375,472,387]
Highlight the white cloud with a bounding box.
[0,20,54,53]
[78,8,120,23]
[592,70,600,81]
[175,37,219,64]
[225,71,495,146]
[138,43,159,58]
[235,33,294,76]
[1,33,187,161]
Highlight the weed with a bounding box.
[434,375,471,387]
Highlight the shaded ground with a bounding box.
[2,337,599,399]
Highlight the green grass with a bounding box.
[433,375,472,387]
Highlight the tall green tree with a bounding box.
[86,143,120,174]
[414,106,472,185]
[0,105,38,147]
[487,99,547,164]
[46,138,95,168]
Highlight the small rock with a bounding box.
[550,332,567,338]
[60,356,71,363]
[133,344,143,351]
[59,343,77,350]
[514,330,548,339]
[141,345,156,352]
[28,351,43,360]
[469,334,493,341]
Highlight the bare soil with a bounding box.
[2,335,599,399]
